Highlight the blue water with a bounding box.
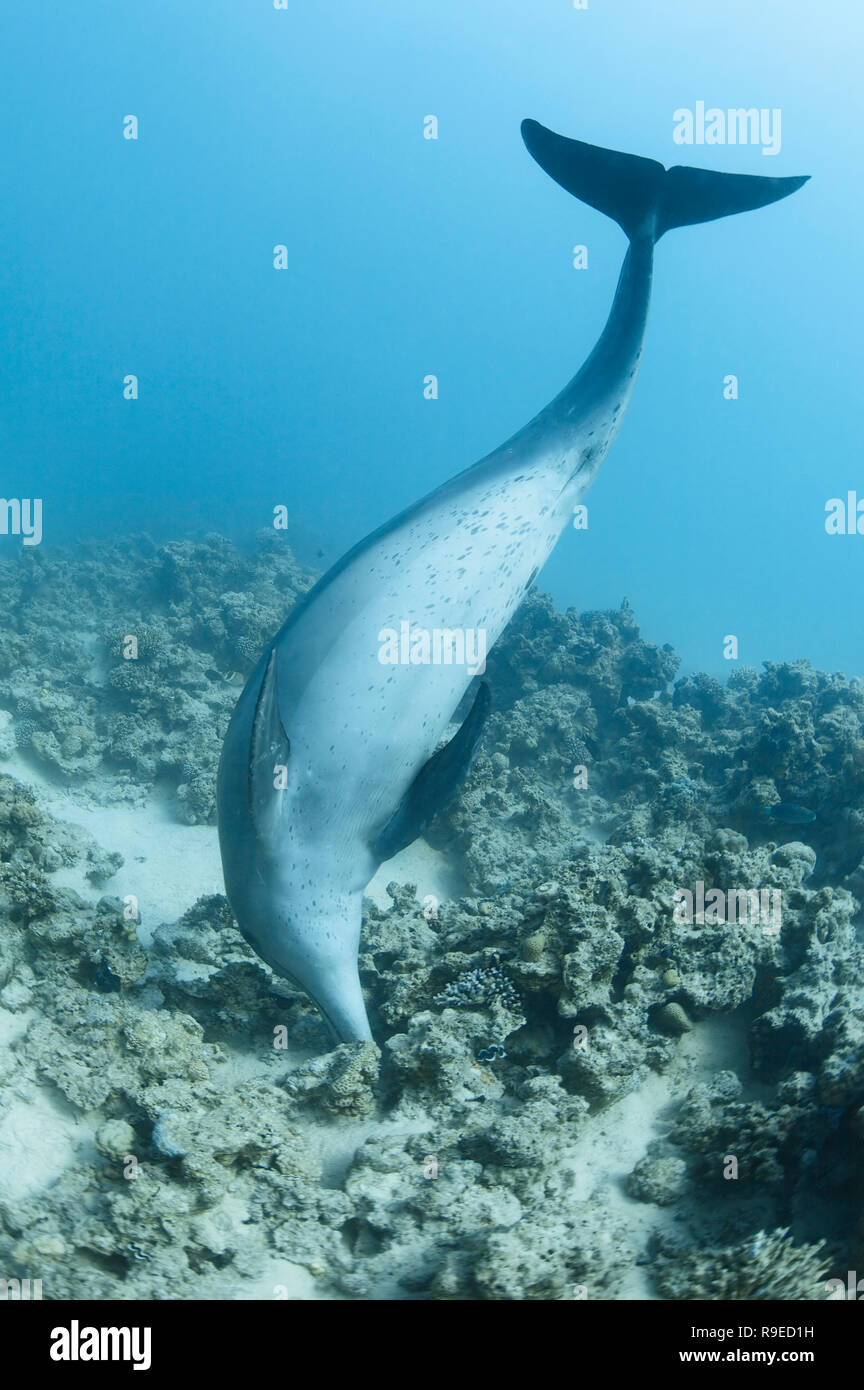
[1,0,859,678]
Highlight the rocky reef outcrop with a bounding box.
[0,541,861,1299]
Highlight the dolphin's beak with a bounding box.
[312,968,373,1044]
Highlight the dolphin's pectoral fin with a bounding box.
[248,647,291,843]
[370,681,491,863]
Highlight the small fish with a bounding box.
[760,802,817,825]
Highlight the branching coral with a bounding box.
[654,1229,830,1301]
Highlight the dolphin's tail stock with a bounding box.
[520,119,809,242]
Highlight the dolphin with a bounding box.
[217,121,808,1043]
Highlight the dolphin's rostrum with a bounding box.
[217,121,808,1043]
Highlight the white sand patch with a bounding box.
[558,1011,762,1299]
[560,1071,674,1299]
[0,1088,97,1204]
[1,751,460,942]
[231,1260,330,1301]
[1,752,223,943]
[366,838,462,910]
[0,1004,31,1051]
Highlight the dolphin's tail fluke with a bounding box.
[521,119,809,242]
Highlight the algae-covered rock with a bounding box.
[627,1150,689,1206]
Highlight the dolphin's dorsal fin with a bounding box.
[370,681,491,864]
[248,648,291,843]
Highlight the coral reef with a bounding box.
[0,542,862,1299]
[0,531,314,823]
